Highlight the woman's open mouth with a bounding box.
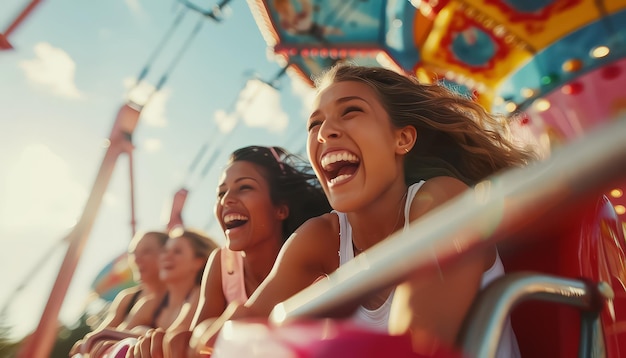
[223,213,249,230]
[321,150,360,186]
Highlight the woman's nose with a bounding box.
[317,118,341,143]
[220,189,237,206]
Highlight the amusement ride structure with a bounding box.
[3,0,626,357]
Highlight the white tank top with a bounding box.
[335,181,520,357]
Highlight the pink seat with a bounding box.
[212,318,459,358]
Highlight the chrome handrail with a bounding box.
[459,272,614,358]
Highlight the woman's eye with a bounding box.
[239,185,253,191]
[343,106,362,115]
[308,120,322,132]
[217,191,225,199]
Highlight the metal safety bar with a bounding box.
[460,272,614,358]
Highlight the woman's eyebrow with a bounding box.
[308,109,321,121]
[308,96,367,120]
[336,95,365,104]
[234,177,259,184]
[218,176,259,188]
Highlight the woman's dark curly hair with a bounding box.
[227,146,332,243]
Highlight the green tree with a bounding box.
[49,314,91,358]
[0,315,20,358]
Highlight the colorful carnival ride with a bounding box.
[210,0,626,357]
[7,0,626,357]
[210,116,626,357]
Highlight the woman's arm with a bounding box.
[191,248,227,327]
[390,177,495,353]
[99,286,140,329]
[77,327,142,354]
[189,214,339,354]
[132,286,203,358]
[169,286,202,334]
[244,214,338,314]
[122,293,160,330]
[69,287,140,356]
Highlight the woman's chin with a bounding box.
[329,197,360,213]
[160,271,180,283]
[226,236,247,252]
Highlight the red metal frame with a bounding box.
[16,103,141,358]
[1,0,44,50]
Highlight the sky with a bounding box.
[2,0,623,345]
[0,0,317,339]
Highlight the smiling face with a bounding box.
[307,80,409,212]
[129,233,164,284]
[159,236,205,284]
[215,160,287,252]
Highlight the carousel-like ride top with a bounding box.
[248,0,626,217]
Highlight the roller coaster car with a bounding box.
[210,119,626,358]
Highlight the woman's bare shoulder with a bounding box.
[421,176,468,196]
[280,212,339,273]
[126,290,162,322]
[113,285,142,303]
[108,285,142,316]
[288,212,339,250]
[296,212,338,236]
[411,177,469,219]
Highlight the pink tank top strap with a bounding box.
[220,248,248,304]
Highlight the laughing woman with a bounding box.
[70,231,168,357]
[139,146,331,358]
[75,229,217,358]
[194,146,331,323]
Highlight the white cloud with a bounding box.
[125,0,144,15]
[0,144,87,230]
[141,89,170,127]
[214,109,238,133]
[19,42,84,99]
[290,75,317,117]
[240,80,288,132]
[123,77,149,103]
[124,78,170,128]
[214,79,289,133]
[143,138,162,153]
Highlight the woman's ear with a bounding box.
[276,203,289,220]
[395,125,417,155]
